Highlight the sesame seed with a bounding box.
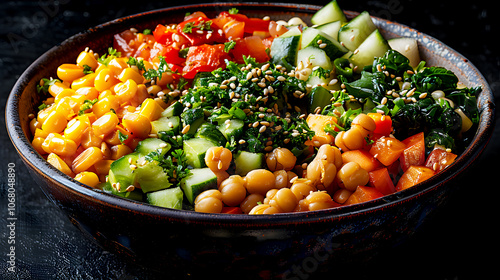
[257,82,267,88]
[381,97,388,105]
[181,125,190,134]
[239,139,246,144]
[219,84,228,89]
[252,121,260,128]
[291,132,300,137]
[129,164,137,170]
[261,63,270,71]
[196,30,204,34]
[260,121,270,126]
[264,146,273,152]
[159,142,168,148]
[259,126,267,133]
[328,79,338,86]
[284,138,291,144]
[277,76,286,82]
[350,35,355,41]
[246,72,253,80]
[419,92,428,99]
[316,39,323,44]
[319,43,327,49]
[262,16,270,21]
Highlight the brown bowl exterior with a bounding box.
[5,2,495,278]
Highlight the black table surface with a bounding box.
[1,1,499,279]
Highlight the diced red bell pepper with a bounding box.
[244,17,271,34]
[177,16,225,46]
[369,136,406,166]
[149,44,186,65]
[345,186,384,205]
[368,168,396,195]
[230,35,270,64]
[396,166,435,191]
[182,44,230,79]
[400,132,426,171]
[368,113,393,136]
[425,148,457,172]
[341,149,382,172]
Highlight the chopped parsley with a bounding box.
[83,64,94,74]
[98,47,121,66]
[36,78,61,94]
[127,57,146,71]
[78,99,98,115]
[224,41,237,53]
[182,20,213,33]
[143,56,177,83]
[145,148,191,183]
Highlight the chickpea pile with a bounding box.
[194,114,380,214]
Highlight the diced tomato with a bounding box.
[222,207,243,214]
[396,166,435,191]
[425,148,458,172]
[113,29,137,57]
[223,20,245,41]
[177,16,225,46]
[183,11,208,22]
[231,35,270,64]
[368,113,393,136]
[182,44,230,79]
[400,132,426,171]
[345,186,384,205]
[268,20,288,37]
[262,36,274,49]
[149,44,186,65]
[368,168,396,195]
[369,136,406,166]
[341,149,382,172]
[244,17,271,34]
[153,24,175,45]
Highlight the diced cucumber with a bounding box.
[183,137,217,168]
[234,151,264,176]
[134,158,172,193]
[195,122,227,146]
[147,187,183,209]
[151,115,180,135]
[270,27,302,70]
[180,168,217,205]
[297,46,333,70]
[338,11,377,51]
[161,101,183,118]
[134,138,171,157]
[217,118,245,141]
[311,0,347,25]
[301,27,348,60]
[315,20,342,41]
[192,72,214,88]
[388,37,421,68]
[108,152,140,193]
[308,86,334,113]
[101,181,144,201]
[349,29,391,73]
[307,66,341,91]
[181,107,205,134]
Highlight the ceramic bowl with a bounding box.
[5,2,495,278]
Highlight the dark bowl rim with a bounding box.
[6,2,495,227]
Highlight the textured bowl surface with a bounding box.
[6,2,494,278]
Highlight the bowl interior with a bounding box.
[6,2,495,224]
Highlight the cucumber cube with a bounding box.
[180,168,217,205]
[147,187,184,209]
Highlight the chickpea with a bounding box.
[240,193,265,214]
[302,191,337,211]
[249,204,280,215]
[266,147,297,171]
[244,169,276,195]
[274,170,289,189]
[194,189,223,213]
[269,188,298,213]
[337,162,369,192]
[340,128,365,151]
[205,146,232,172]
[264,189,279,204]
[332,189,352,204]
[214,170,230,188]
[290,180,316,201]
[306,159,337,191]
[219,176,247,207]
[316,144,343,169]
[352,113,376,133]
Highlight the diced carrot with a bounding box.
[396,166,435,191]
[368,168,396,195]
[425,148,457,172]
[345,186,384,205]
[400,132,426,171]
[305,114,338,146]
[341,149,382,172]
[369,136,406,166]
[367,113,392,136]
[221,207,243,214]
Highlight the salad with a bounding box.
[30,1,480,214]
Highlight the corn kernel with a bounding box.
[111,144,133,160]
[47,153,75,177]
[98,89,113,100]
[118,67,144,84]
[129,84,149,107]
[139,98,163,121]
[92,95,120,118]
[72,147,103,174]
[103,128,122,146]
[55,97,76,120]
[121,112,151,139]
[54,88,76,103]
[34,128,49,139]
[107,57,129,76]
[32,137,47,155]
[30,118,42,135]
[71,72,97,90]
[42,110,68,133]
[114,79,138,104]
[75,87,99,101]
[57,64,85,82]
[48,81,70,97]
[94,68,120,92]
[42,133,59,154]
[76,50,98,70]
[92,112,119,136]
[64,116,89,142]
[37,105,55,123]
[100,142,111,159]
[48,134,78,157]
[74,171,100,188]
[94,159,114,175]
[81,128,103,149]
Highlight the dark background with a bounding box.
[0,0,499,279]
